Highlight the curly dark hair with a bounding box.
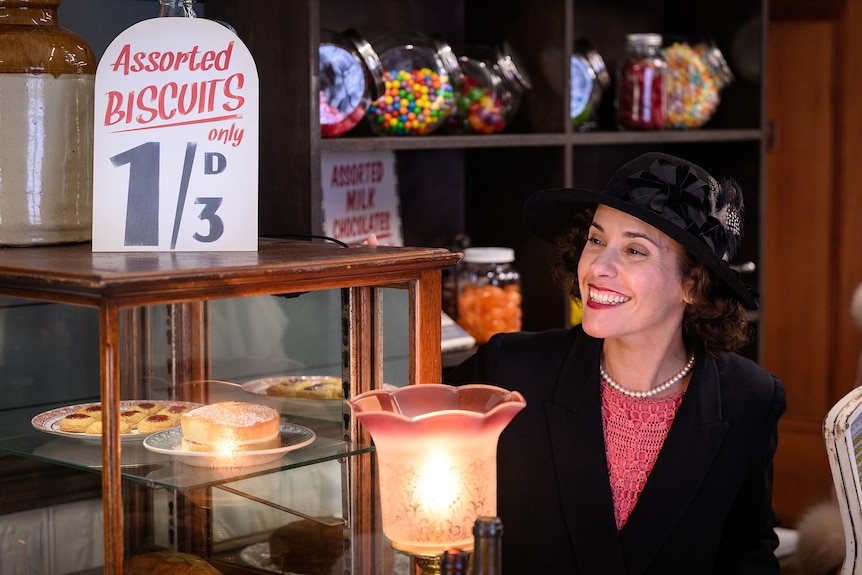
[551,208,751,353]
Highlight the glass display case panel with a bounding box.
[0,287,411,574]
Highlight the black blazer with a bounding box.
[445,326,786,575]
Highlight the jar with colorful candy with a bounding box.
[664,40,733,129]
[456,247,522,344]
[570,38,609,132]
[366,33,462,136]
[444,43,531,135]
[319,29,384,138]
[616,33,667,130]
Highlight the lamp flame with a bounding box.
[416,451,458,513]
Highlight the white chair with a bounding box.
[823,386,862,574]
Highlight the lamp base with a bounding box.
[412,554,442,575]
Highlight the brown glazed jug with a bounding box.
[0,0,96,246]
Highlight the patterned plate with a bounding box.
[31,400,204,443]
[143,422,316,468]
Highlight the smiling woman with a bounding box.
[446,152,787,575]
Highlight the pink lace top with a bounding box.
[601,380,685,530]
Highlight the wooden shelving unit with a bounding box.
[206,0,767,344]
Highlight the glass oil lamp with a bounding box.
[349,384,525,574]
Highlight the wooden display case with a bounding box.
[0,238,459,574]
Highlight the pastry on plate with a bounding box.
[120,409,146,427]
[269,518,344,575]
[180,401,281,452]
[78,404,104,421]
[59,412,96,433]
[295,382,341,399]
[132,401,163,417]
[158,404,193,424]
[266,376,342,399]
[137,413,175,434]
[85,420,132,435]
[124,550,223,575]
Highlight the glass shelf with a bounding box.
[0,430,372,491]
[0,379,373,491]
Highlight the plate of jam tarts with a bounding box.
[242,375,344,400]
[241,376,344,421]
[31,400,205,443]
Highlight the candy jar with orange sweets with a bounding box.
[456,247,522,344]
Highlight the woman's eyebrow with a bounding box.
[590,221,660,246]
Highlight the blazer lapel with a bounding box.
[547,336,627,574]
[618,346,729,574]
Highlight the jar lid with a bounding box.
[575,38,610,90]
[340,28,385,100]
[699,41,734,89]
[626,33,663,47]
[432,36,466,90]
[495,42,532,91]
[463,247,515,264]
[320,29,385,100]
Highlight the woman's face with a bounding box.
[577,205,691,343]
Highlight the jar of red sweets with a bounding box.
[366,32,463,136]
[456,247,522,344]
[319,29,384,138]
[444,42,531,135]
[616,33,667,130]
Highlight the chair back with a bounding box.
[824,386,862,574]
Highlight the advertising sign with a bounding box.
[92,18,259,251]
[321,150,403,246]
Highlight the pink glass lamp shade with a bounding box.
[348,384,526,557]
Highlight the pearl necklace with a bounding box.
[600,353,695,398]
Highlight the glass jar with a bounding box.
[616,33,667,130]
[442,233,472,319]
[664,40,734,129]
[456,247,522,344]
[157,0,236,33]
[440,548,469,575]
[319,29,384,138]
[570,38,609,132]
[0,0,96,246]
[158,0,196,17]
[366,33,462,136]
[444,42,531,135]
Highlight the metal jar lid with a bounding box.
[495,41,532,92]
[463,247,516,264]
[626,32,663,47]
[432,35,466,90]
[575,38,610,90]
[320,28,385,101]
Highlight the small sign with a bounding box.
[321,150,403,246]
[92,18,259,252]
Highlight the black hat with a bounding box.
[523,152,758,309]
